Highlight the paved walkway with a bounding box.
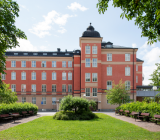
[0,112,160,132]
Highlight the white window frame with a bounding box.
[136,76,138,83]
[21,72,26,80]
[52,97,56,105]
[32,97,36,104]
[68,61,72,67]
[93,88,97,97]
[22,61,26,67]
[52,85,56,92]
[42,85,46,92]
[42,97,46,105]
[11,61,16,67]
[92,46,97,54]
[42,72,46,80]
[92,58,97,67]
[41,61,46,67]
[125,81,130,90]
[62,61,66,67]
[85,58,90,67]
[92,73,97,82]
[62,72,66,80]
[85,46,90,54]
[52,61,56,67]
[52,72,56,80]
[21,84,26,92]
[1,74,6,80]
[22,97,26,103]
[107,67,112,76]
[125,54,130,61]
[32,72,36,80]
[32,61,36,67]
[68,85,72,92]
[86,88,90,96]
[11,84,16,92]
[85,73,90,82]
[11,72,16,80]
[125,67,130,76]
[68,73,72,80]
[136,65,138,71]
[107,54,112,61]
[107,81,112,90]
[32,85,36,92]
[62,85,66,92]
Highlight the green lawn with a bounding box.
[0,113,160,140]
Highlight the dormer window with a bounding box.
[106,44,113,48]
[65,53,69,55]
[43,53,47,55]
[14,53,18,55]
[23,53,28,55]
[33,53,38,55]
[53,53,57,55]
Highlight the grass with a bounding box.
[0,113,160,140]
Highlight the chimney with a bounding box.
[65,49,67,52]
[57,48,60,52]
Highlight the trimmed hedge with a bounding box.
[0,102,38,115]
[116,101,160,117]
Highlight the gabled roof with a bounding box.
[136,58,144,62]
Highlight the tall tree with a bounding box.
[106,80,132,106]
[0,82,18,104]
[0,0,27,87]
[97,0,160,45]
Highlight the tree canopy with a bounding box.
[0,82,18,104]
[106,80,132,106]
[0,0,27,87]
[97,0,160,45]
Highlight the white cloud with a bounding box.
[29,10,76,38]
[132,43,137,48]
[19,4,29,11]
[58,27,67,34]
[67,2,88,11]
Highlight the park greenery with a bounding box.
[0,0,27,87]
[0,102,38,114]
[106,80,132,106]
[97,0,160,45]
[116,101,160,117]
[53,95,98,120]
[0,82,18,104]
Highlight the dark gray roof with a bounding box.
[136,58,144,62]
[137,85,160,88]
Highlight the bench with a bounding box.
[22,111,30,117]
[0,114,13,121]
[124,110,130,116]
[10,113,22,122]
[119,110,124,115]
[29,111,34,115]
[138,113,150,121]
[150,115,160,124]
[130,111,139,121]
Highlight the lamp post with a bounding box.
[153,86,157,102]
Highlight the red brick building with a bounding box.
[2,24,143,111]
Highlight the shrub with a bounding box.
[0,102,38,115]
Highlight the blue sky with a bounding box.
[9,0,160,85]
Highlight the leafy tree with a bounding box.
[97,0,160,44]
[0,82,18,104]
[106,80,132,106]
[0,0,27,87]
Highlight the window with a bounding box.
[11,85,16,92]
[43,53,47,55]
[136,65,138,71]
[22,61,26,67]
[24,53,28,55]
[62,72,66,80]
[33,53,38,55]
[42,61,46,67]
[32,72,36,80]
[42,85,46,92]
[136,76,138,83]
[62,61,66,67]
[1,74,5,80]
[42,72,46,80]
[11,61,16,67]
[42,97,46,104]
[85,73,90,82]
[11,72,16,80]
[92,58,97,67]
[68,73,72,80]
[21,72,26,80]
[32,61,36,67]
[93,88,97,96]
[92,73,97,82]
[53,53,57,55]
[92,46,97,54]
[14,53,18,55]
[68,61,72,67]
[32,85,36,92]
[68,85,72,92]
[107,100,110,104]
[107,67,112,76]
[107,54,112,61]
[52,72,56,80]
[52,61,56,67]
[65,53,69,55]
[107,81,112,90]
[32,97,36,104]
[52,85,56,92]
[85,46,90,54]
[125,54,130,61]
[52,97,56,105]
[125,81,130,90]
[125,67,130,76]
[62,85,66,92]
[22,97,26,103]
[85,58,90,67]
[86,88,90,96]
[21,84,26,92]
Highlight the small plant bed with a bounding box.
[53,95,98,120]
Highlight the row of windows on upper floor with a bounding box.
[1,72,72,80]
[10,61,72,68]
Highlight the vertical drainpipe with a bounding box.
[80,53,81,98]
[133,49,135,100]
